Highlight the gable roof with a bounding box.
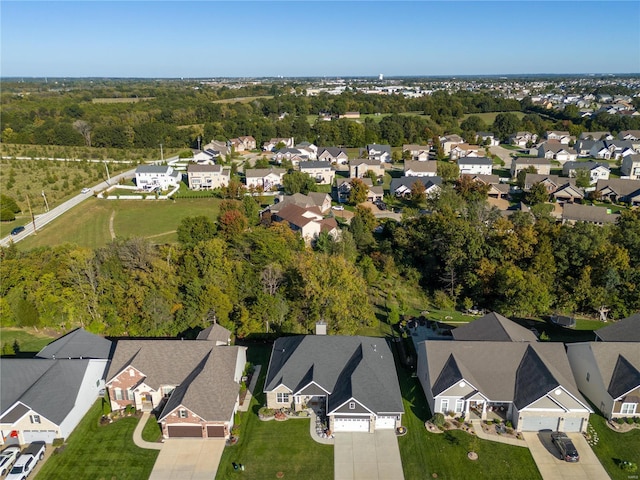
[300,161,333,170]
[318,147,348,158]
[451,312,538,342]
[196,323,231,344]
[422,341,588,409]
[187,164,226,174]
[135,165,172,174]
[457,156,492,166]
[264,335,403,415]
[595,313,640,342]
[0,359,96,424]
[580,342,640,399]
[562,203,620,224]
[596,179,640,197]
[37,328,112,359]
[404,160,437,173]
[390,176,442,192]
[245,168,286,178]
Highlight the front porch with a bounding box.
[467,400,510,422]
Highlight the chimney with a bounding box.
[315,321,327,335]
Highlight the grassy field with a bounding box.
[460,111,525,125]
[395,352,542,479]
[0,327,56,355]
[216,344,334,480]
[16,196,223,250]
[0,143,178,162]
[212,95,273,104]
[35,401,159,480]
[588,414,640,480]
[306,111,428,126]
[91,97,155,103]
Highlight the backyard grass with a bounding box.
[395,354,542,480]
[0,327,55,355]
[460,111,525,124]
[588,414,640,480]
[141,413,163,443]
[35,401,159,480]
[216,344,334,480]
[16,196,223,250]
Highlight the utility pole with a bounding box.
[26,195,37,234]
[197,136,201,151]
[41,191,50,212]
[104,161,111,185]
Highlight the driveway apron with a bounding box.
[148,438,226,480]
[335,431,404,480]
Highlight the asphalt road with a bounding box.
[0,169,136,248]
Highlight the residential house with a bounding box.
[511,158,552,178]
[202,140,231,158]
[404,160,438,177]
[451,312,538,342]
[271,203,338,243]
[272,148,309,166]
[538,141,578,163]
[264,334,404,433]
[621,154,640,179]
[457,156,492,176]
[440,134,464,155]
[416,341,592,432]
[135,165,182,191]
[365,144,392,163]
[390,176,442,198]
[594,313,640,343]
[187,164,231,190]
[335,178,383,203]
[562,203,620,225]
[467,174,510,199]
[299,161,335,185]
[574,139,596,157]
[590,140,637,161]
[566,342,640,419]
[562,161,610,184]
[105,340,246,439]
[1,329,110,445]
[546,131,574,144]
[349,159,385,179]
[196,323,232,346]
[318,147,349,164]
[230,136,256,152]
[579,132,613,141]
[524,174,562,193]
[403,144,430,161]
[270,192,332,215]
[508,132,538,148]
[263,137,295,151]
[618,130,640,142]
[295,142,318,160]
[449,144,480,160]
[596,179,640,206]
[245,168,286,191]
[476,132,499,146]
[192,149,218,164]
[553,183,585,203]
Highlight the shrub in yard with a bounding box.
[52,438,65,447]
[620,461,638,473]
[102,397,111,416]
[634,417,640,424]
[626,417,634,424]
[431,413,445,428]
[505,421,513,428]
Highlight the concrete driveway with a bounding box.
[149,438,226,480]
[523,431,610,480]
[334,431,404,480]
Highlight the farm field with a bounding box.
[16,196,223,250]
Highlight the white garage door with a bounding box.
[333,417,370,432]
[563,417,584,432]
[23,429,58,443]
[520,416,559,431]
[375,416,396,429]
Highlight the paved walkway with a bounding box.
[471,420,528,447]
[523,431,610,480]
[133,412,163,450]
[238,365,261,412]
[149,438,226,480]
[335,431,404,480]
[309,409,334,445]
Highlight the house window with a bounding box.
[124,389,133,401]
[276,393,290,404]
[162,386,175,398]
[441,399,449,413]
[621,403,637,415]
[179,409,188,418]
[129,369,135,377]
[586,372,590,382]
[30,415,41,424]
[455,400,464,413]
[349,402,356,410]
[114,388,123,400]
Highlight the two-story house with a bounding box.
[299,161,335,185]
[135,165,182,191]
[457,156,493,176]
[245,168,286,191]
[187,164,231,190]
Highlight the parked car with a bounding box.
[551,432,579,462]
[10,226,25,236]
[0,446,21,476]
[332,205,344,211]
[6,442,45,480]
[81,188,92,194]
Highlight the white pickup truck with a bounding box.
[6,441,45,480]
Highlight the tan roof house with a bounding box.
[187,164,231,190]
[404,160,438,177]
[245,168,286,191]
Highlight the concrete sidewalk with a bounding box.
[133,412,163,450]
[238,365,261,412]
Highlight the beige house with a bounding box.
[245,168,286,191]
[270,192,332,215]
[318,147,349,164]
[271,203,338,244]
[230,136,256,152]
[510,158,552,178]
[621,154,640,179]
[404,160,437,177]
[403,144,430,161]
[299,161,335,185]
[349,159,385,179]
[187,164,230,190]
[440,134,464,155]
[449,144,480,160]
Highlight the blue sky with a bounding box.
[1,1,639,77]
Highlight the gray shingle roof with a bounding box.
[451,312,538,342]
[196,324,231,344]
[595,313,640,342]
[300,161,332,170]
[37,328,112,359]
[581,342,640,398]
[264,336,404,415]
[457,156,492,166]
[562,203,620,224]
[390,176,442,192]
[135,165,172,174]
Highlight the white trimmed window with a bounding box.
[179,409,188,418]
[276,393,290,403]
[621,403,637,415]
[455,400,464,413]
[114,388,123,400]
[441,399,449,413]
[129,369,135,377]
[30,415,41,424]
[349,402,356,410]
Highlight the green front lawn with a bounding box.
[35,401,159,480]
[396,349,541,479]
[216,344,334,480]
[0,327,56,356]
[588,414,640,480]
[141,413,162,443]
